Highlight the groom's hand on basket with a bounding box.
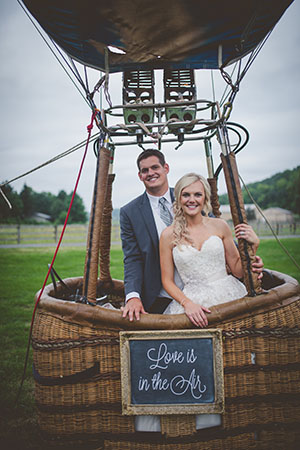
[121,297,148,321]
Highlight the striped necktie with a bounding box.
[159,197,173,227]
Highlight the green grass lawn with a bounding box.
[258,238,300,282]
[0,239,299,449]
[0,246,123,449]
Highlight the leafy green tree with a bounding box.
[218,166,299,214]
[0,184,87,224]
[34,191,55,215]
[47,190,87,224]
[50,190,68,222]
[0,184,24,223]
[58,190,68,202]
[53,191,87,224]
[245,208,256,221]
[20,184,35,218]
[67,191,87,224]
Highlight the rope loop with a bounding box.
[87,110,98,132]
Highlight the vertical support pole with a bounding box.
[99,145,115,286]
[218,122,262,296]
[82,145,111,304]
[99,173,115,284]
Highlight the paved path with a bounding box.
[258,235,300,240]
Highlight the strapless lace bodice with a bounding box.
[164,235,247,314]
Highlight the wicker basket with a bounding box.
[32,271,300,449]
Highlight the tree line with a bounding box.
[0,184,87,224]
[218,166,300,215]
[1,166,299,224]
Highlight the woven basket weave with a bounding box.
[32,271,300,449]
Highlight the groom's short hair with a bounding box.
[137,149,166,170]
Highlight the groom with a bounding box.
[120,149,263,321]
[120,149,177,320]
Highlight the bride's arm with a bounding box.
[159,228,211,327]
[234,223,263,279]
[220,220,263,280]
[221,221,244,279]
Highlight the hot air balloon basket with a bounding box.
[32,273,300,449]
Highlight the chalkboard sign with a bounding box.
[120,329,224,415]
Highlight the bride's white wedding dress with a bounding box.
[135,235,247,432]
[164,235,247,314]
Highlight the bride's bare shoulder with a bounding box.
[206,217,230,233]
[160,224,174,241]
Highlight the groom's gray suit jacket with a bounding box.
[120,188,175,312]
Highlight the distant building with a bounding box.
[219,204,257,222]
[260,207,294,224]
[31,212,52,223]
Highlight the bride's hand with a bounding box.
[182,299,211,328]
[235,223,259,251]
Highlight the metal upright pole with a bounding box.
[99,144,116,287]
[82,140,111,304]
[217,119,262,296]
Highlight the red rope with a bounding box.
[16,111,98,404]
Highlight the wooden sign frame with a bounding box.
[120,329,224,415]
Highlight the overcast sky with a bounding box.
[1,1,299,211]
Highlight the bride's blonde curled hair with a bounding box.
[173,173,212,246]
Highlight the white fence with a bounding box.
[0,223,121,246]
[0,220,299,247]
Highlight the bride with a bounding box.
[159,172,260,327]
[135,172,260,432]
